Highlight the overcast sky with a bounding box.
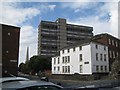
[0,0,119,65]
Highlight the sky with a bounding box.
[0,0,119,65]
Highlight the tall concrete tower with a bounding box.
[118,1,120,39]
[38,18,93,58]
[26,46,29,63]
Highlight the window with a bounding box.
[79,46,82,50]
[96,44,98,49]
[54,58,56,64]
[65,56,67,63]
[54,67,56,71]
[84,62,89,64]
[109,50,112,58]
[58,57,60,64]
[113,51,115,58]
[79,54,82,61]
[101,66,103,71]
[21,85,62,90]
[68,66,70,73]
[100,54,103,61]
[112,40,114,46]
[62,57,64,63]
[68,49,70,53]
[58,66,60,71]
[62,50,64,54]
[80,65,83,73]
[96,53,98,61]
[62,66,70,73]
[104,54,106,61]
[104,46,106,51]
[116,41,118,47]
[68,56,70,63]
[96,65,99,72]
[62,66,64,73]
[65,66,67,73]
[73,47,75,52]
[108,39,111,45]
[105,66,107,71]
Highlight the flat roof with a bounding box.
[0,23,20,29]
[60,39,107,51]
[40,18,93,30]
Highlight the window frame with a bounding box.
[79,46,82,50]
[79,54,82,62]
[96,53,98,61]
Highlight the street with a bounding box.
[50,78,120,89]
[19,74,120,89]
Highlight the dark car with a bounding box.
[0,77,29,83]
[40,77,49,82]
[2,80,63,90]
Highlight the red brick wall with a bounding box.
[2,24,20,76]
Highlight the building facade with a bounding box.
[93,33,120,70]
[0,24,2,77]
[52,41,109,75]
[118,2,120,39]
[0,24,20,77]
[38,18,93,57]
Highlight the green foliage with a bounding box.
[19,62,24,72]
[111,56,120,74]
[19,55,51,74]
[110,55,120,79]
[19,62,30,74]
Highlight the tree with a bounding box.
[18,63,27,73]
[110,55,120,79]
[28,55,51,74]
[18,61,31,74]
[18,63,24,72]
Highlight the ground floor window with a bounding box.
[80,65,83,73]
[62,66,70,73]
[96,65,99,72]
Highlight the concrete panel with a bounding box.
[118,1,120,39]
[0,24,2,78]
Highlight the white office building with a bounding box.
[52,41,109,75]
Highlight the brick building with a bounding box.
[0,24,20,77]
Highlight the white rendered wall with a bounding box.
[90,42,109,73]
[81,44,92,74]
[52,42,109,75]
[59,45,91,74]
[52,44,92,74]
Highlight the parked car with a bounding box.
[41,76,49,82]
[0,77,29,83]
[2,80,63,90]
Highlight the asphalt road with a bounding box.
[19,74,120,89]
[50,79,120,88]
[49,79,89,88]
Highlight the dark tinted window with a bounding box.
[2,79,26,83]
